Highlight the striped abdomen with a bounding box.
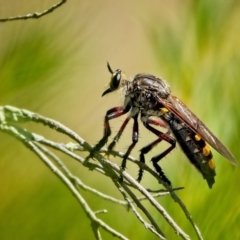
[163,112,216,188]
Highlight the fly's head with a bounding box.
[102,62,126,97]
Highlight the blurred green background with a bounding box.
[0,0,240,239]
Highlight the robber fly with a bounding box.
[87,63,237,188]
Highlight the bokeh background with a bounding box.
[0,0,240,239]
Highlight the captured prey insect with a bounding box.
[87,63,237,188]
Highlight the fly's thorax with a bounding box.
[154,77,171,98]
[124,76,170,111]
[132,74,171,99]
[130,89,158,110]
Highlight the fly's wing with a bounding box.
[157,94,237,165]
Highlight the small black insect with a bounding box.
[87,63,237,188]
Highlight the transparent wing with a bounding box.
[157,94,237,165]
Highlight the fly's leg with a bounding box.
[121,114,139,171]
[107,116,131,152]
[138,116,168,182]
[86,105,131,160]
[147,118,168,129]
[139,118,175,186]
[138,138,164,182]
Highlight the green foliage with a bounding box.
[1,32,62,88]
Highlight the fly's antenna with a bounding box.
[107,62,113,74]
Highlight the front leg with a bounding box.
[121,113,139,170]
[86,105,131,160]
[107,116,131,152]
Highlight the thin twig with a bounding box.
[42,133,172,239]
[34,137,105,174]
[2,106,93,155]
[115,180,166,240]
[116,164,190,239]
[91,221,102,240]
[0,124,128,240]
[35,141,127,206]
[0,0,67,22]
[0,106,190,238]
[101,149,202,239]
[89,148,190,239]
[29,142,128,240]
[0,105,203,239]
[1,123,169,239]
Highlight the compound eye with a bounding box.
[110,69,122,90]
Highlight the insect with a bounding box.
[87,63,237,188]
